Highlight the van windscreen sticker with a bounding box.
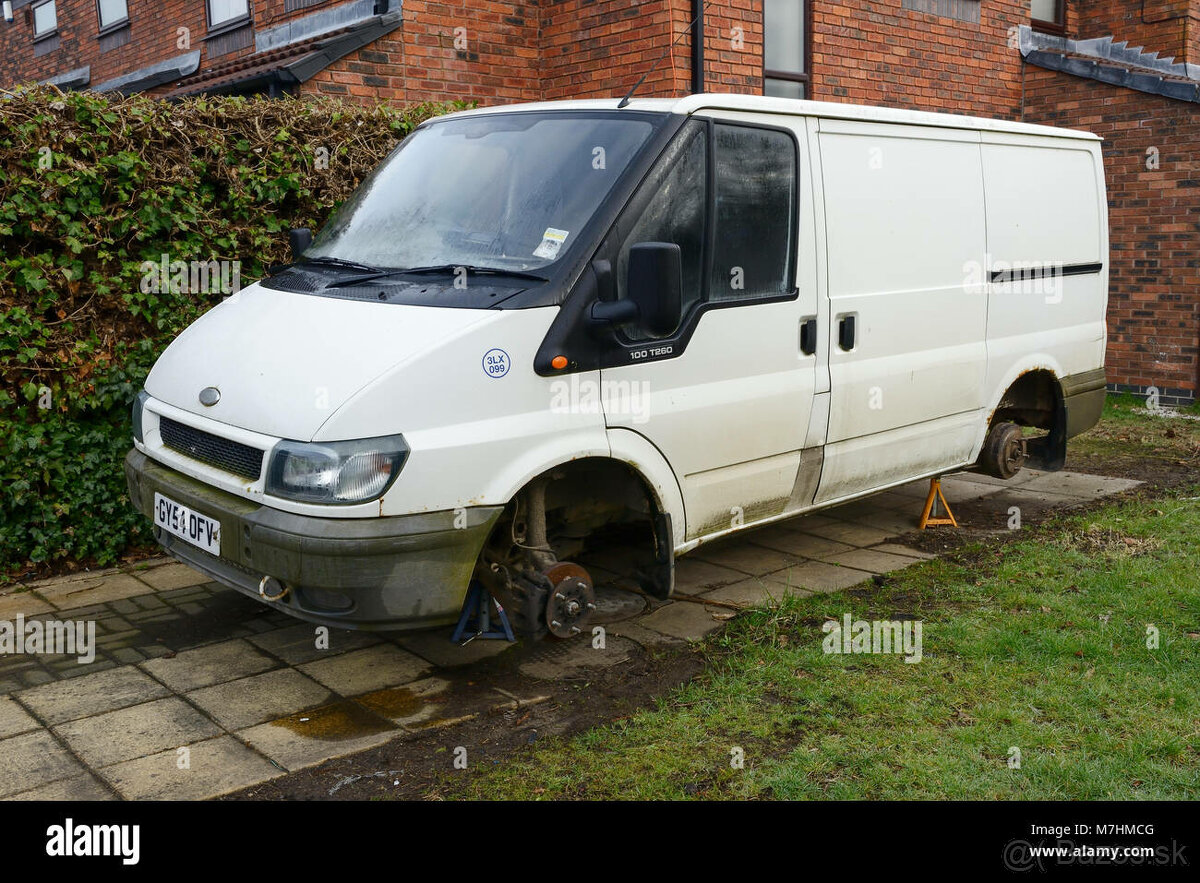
[533,228,569,260]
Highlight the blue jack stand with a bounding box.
[451,580,516,645]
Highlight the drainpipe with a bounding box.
[691,0,704,94]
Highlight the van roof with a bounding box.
[439,93,1102,141]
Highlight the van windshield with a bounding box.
[304,111,660,274]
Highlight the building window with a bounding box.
[207,0,251,30]
[97,0,129,30]
[764,0,809,100]
[1031,0,1064,32]
[32,0,57,38]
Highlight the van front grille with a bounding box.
[160,417,265,480]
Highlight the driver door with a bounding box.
[596,116,818,540]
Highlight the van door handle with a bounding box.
[837,315,856,351]
[799,318,817,355]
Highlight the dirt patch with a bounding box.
[1055,524,1161,557]
[221,640,704,801]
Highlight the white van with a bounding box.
[125,94,1108,639]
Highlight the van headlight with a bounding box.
[266,435,409,504]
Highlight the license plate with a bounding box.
[153,492,221,555]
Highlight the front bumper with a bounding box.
[125,449,503,631]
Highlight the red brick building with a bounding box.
[1,0,1196,403]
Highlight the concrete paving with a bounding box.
[0,468,1140,800]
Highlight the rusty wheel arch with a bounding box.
[987,369,1067,471]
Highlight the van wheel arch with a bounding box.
[979,370,1067,474]
[473,458,674,640]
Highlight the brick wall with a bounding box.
[302,2,541,105]
[2,1,757,105]
[1022,63,1200,402]
[1072,0,1200,67]
[809,0,1026,118]
[0,0,357,92]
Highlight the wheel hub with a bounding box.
[543,563,597,638]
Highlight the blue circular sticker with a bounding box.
[482,348,510,378]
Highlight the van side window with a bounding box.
[709,124,796,301]
[616,121,708,336]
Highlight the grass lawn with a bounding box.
[437,401,1200,800]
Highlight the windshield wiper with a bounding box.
[301,256,383,273]
[327,264,548,288]
[399,264,549,282]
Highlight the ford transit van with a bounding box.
[125,94,1108,640]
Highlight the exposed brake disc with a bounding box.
[543,562,597,639]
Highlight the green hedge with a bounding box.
[0,88,466,578]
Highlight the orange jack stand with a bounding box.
[918,477,958,529]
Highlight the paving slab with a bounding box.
[17,665,171,726]
[518,635,636,679]
[0,588,54,618]
[845,508,923,535]
[691,541,799,576]
[245,621,382,666]
[103,735,283,800]
[33,572,152,610]
[672,557,748,592]
[187,668,336,731]
[975,489,1092,515]
[238,702,398,772]
[773,513,843,532]
[397,629,517,668]
[140,638,278,693]
[766,561,876,595]
[937,477,1009,503]
[0,696,40,738]
[130,562,210,591]
[697,577,807,607]
[298,644,432,697]
[870,543,935,560]
[10,773,115,801]
[53,696,222,769]
[745,525,855,559]
[792,520,898,548]
[0,729,85,798]
[604,619,687,648]
[1022,471,1142,499]
[822,499,885,520]
[824,548,922,575]
[636,601,727,642]
[862,490,920,511]
[949,469,1043,488]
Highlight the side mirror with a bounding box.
[289,228,312,261]
[627,242,682,337]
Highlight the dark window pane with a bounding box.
[765,78,806,100]
[765,0,805,74]
[617,123,708,336]
[709,125,795,301]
